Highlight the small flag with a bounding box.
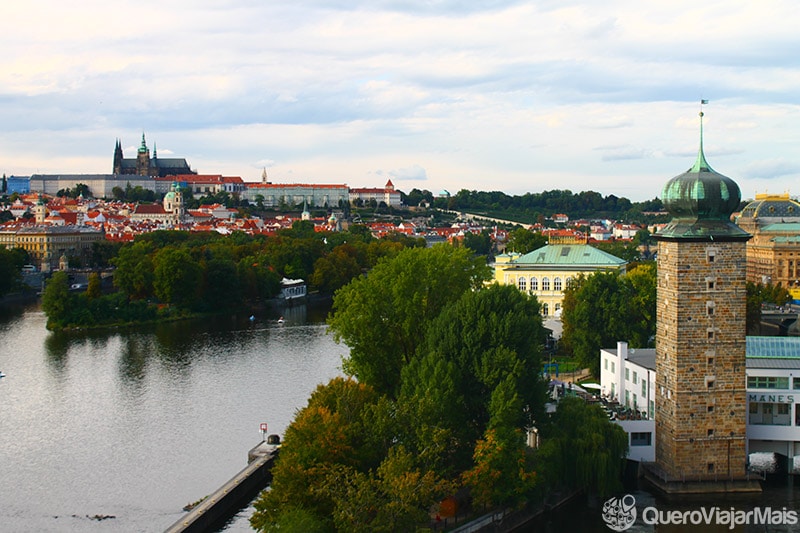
[701,99,709,104]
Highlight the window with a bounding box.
[749,402,758,414]
[708,357,714,367]
[707,330,715,340]
[707,428,714,437]
[530,277,538,291]
[707,302,715,316]
[633,371,638,385]
[708,463,715,473]
[542,303,549,316]
[707,250,716,263]
[778,404,790,415]
[748,376,790,389]
[542,277,550,291]
[706,378,715,389]
[554,277,562,291]
[631,432,652,446]
[625,390,630,407]
[625,368,630,381]
[708,405,715,413]
[611,361,615,373]
[604,358,608,370]
[518,277,526,291]
[792,377,800,390]
[707,280,716,290]
[642,380,647,396]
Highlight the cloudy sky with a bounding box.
[2,1,799,202]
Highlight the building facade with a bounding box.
[601,336,800,474]
[650,111,756,492]
[243,182,350,208]
[736,193,800,293]
[0,224,104,272]
[493,238,626,317]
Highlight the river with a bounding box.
[5,300,800,533]
[0,300,344,532]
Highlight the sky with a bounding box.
[2,1,800,202]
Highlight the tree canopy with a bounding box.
[560,263,656,376]
[328,244,491,397]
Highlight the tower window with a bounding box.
[707,249,717,263]
[707,329,715,340]
[707,302,715,316]
[708,405,714,413]
[708,463,715,473]
[707,428,714,437]
[707,280,716,290]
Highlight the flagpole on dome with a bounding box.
[691,99,712,173]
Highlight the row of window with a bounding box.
[517,276,570,292]
[748,376,792,389]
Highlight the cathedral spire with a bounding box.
[138,133,148,154]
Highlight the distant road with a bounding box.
[440,209,531,228]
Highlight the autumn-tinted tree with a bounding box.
[328,244,490,397]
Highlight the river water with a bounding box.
[0,300,344,532]
[5,300,800,533]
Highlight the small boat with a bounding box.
[0,371,5,379]
[277,317,285,324]
[249,315,255,322]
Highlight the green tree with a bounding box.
[41,271,73,330]
[411,283,546,468]
[201,257,240,310]
[309,244,362,293]
[561,264,656,376]
[112,241,155,299]
[535,397,628,497]
[328,245,490,397]
[505,228,547,254]
[153,248,201,308]
[86,272,102,300]
[0,245,26,297]
[462,229,493,256]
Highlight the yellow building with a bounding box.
[736,193,800,296]
[493,238,626,317]
[0,224,104,272]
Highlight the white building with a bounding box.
[600,336,800,471]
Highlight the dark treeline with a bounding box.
[40,221,425,330]
[404,188,667,223]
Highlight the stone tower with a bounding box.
[650,110,759,493]
[136,133,151,176]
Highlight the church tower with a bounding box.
[650,109,759,493]
[136,133,151,176]
[113,139,124,175]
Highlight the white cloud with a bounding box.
[1,1,800,201]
